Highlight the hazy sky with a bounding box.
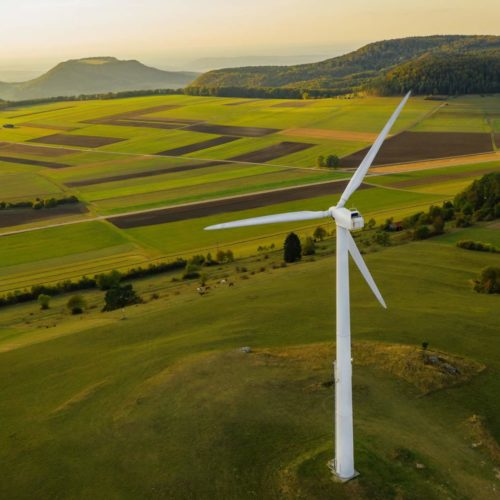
[1,0,499,71]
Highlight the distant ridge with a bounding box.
[189,35,500,97]
[0,57,199,101]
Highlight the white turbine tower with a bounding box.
[205,92,411,481]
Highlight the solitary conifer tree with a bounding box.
[284,232,302,263]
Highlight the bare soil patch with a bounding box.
[109,180,372,228]
[0,204,88,228]
[29,133,125,148]
[185,123,280,137]
[0,142,76,157]
[21,122,76,131]
[0,155,70,169]
[157,136,240,156]
[341,132,494,167]
[230,141,314,163]
[282,128,378,142]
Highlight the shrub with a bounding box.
[183,263,201,280]
[302,236,316,256]
[96,269,122,290]
[313,226,327,241]
[413,225,431,240]
[457,240,499,253]
[37,294,51,310]
[374,231,390,246]
[103,284,141,311]
[473,266,500,294]
[67,295,86,315]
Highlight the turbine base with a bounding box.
[327,460,359,482]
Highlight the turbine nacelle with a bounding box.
[329,207,364,231]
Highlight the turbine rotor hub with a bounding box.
[330,207,364,231]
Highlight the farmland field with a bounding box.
[0,93,499,291]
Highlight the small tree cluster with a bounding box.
[0,195,79,211]
[317,155,340,168]
[454,172,499,222]
[216,249,234,263]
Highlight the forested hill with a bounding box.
[370,51,500,96]
[188,35,500,97]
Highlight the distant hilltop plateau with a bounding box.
[188,35,500,97]
[0,57,199,101]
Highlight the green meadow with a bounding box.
[0,233,499,499]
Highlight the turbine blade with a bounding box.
[345,231,386,309]
[205,210,330,230]
[337,91,411,208]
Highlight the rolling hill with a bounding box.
[189,35,500,96]
[0,57,198,101]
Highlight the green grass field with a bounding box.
[0,233,499,499]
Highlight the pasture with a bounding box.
[0,233,499,499]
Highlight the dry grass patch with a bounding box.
[256,341,485,395]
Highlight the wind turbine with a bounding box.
[205,92,411,481]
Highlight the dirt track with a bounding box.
[282,128,378,142]
[341,131,494,167]
[0,155,70,169]
[109,180,372,229]
[29,133,125,148]
[157,136,240,156]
